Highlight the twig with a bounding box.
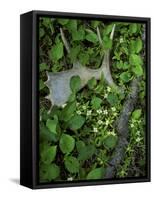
[60,28,70,53]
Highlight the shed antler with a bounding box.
[45,24,117,107]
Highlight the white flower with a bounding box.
[82,105,87,110]
[61,103,67,108]
[113,112,118,116]
[87,110,92,116]
[136,131,140,135]
[76,102,80,106]
[120,37,124,43]
[111,107,116,112]
[103,110,108,115]
[97,109,102,114]
[76,110,81,115]
[136,137,141,143]
[107,86,111,92]
[67,177,73,181]
[104,93,108,99]
[93,127,98,133]
[130,123,134,128]
[105,120,110,126]
[98,120,103,125]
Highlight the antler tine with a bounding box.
[60,28,70,54]
[110,24,116,40]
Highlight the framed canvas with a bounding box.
[20,10,151,189]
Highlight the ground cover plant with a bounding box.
[39,16,146,183]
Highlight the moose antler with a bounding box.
[45,24,117,107]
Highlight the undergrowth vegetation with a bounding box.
[39,17,146,182]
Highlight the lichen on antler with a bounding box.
[45,24,116,107]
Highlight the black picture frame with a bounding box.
[20,10,151,189]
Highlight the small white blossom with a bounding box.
[111,107,116,112]
[136,137,141,143]
[93,127,98,133]
[98,120,103,125]
[76,102,80,106]
[113,112,118,116]
[107,86,111,92]
[130,123,134,128]
[82,105,86,110]
[76,110,81,115]
[67,177,73,181]
[136,131,140,135]
[103,110,108,115]
[104,93,108,99]
[120,37,124,43]
[61,103,67,108]
[105,120,110,126]
[97,109,102,114]
[87,110,92,116]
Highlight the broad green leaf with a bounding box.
[91,20,100,28]
[40,123,57,142]
[78,144,96,161]
[120,72,132,83]
[91,96,102,109]
[40,163,60,181]
[68,115,85,130]
[70,76,81,93]
[69,46,80,63]
[103,135,118,149]
[64,156,79,173]
[76,140,85,153]
[135,39,143,53]
[46,116,58,134]
[39,79,45,90]
[102,36,112,49]
[129,54,143,66]
[40,63,48,71]
[130,39,142,54]
[79,52,89,65]
[103,24,114,35]
[41,145,57,164]
[132,109,142,119]
[129,23,137,34]
[66,20,77,31]
[87,77,97,89]
[72,28,85,41]
[133,65,143,76]
[57,18,69,25]
[59,134,75,154]
[61,101,76,122]
[86,32,98,43]
[50,41,63,61]
[87,167,105,180]
[107,93,119,106]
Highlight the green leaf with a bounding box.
[41,145,57,164]
[70,76,81,93]
[87,167,105,180]
[78,144,96,161]
[57,18,69,25]
[129,39,142,54]
[120,72,132,83]
[68,115,85,130]
[107,93,119,106]
[102,36,112,49]
[103,24,114,35]
[132,109,142,119]
[40,63,48,71]
[103,135,118,149]
[129,54,143,66]
[79,52,89,65]
[69,46,80,63]
[40,163,60,182]
[76,140,85,153]
[61,101,76,122]
[39,28,45,38]
[91,20,100,28]
[86,32,98,43]
[129,23,137,34]
[39,79,45,90]
[132,65,143,76]
[59,134,75,154]
[46,116,58,134]
[72,28,85,41]
[91,96,102,109]
[87,77,97,89]
[50,41,63,61]
[66,20,77,31]
[64,156,79,173]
